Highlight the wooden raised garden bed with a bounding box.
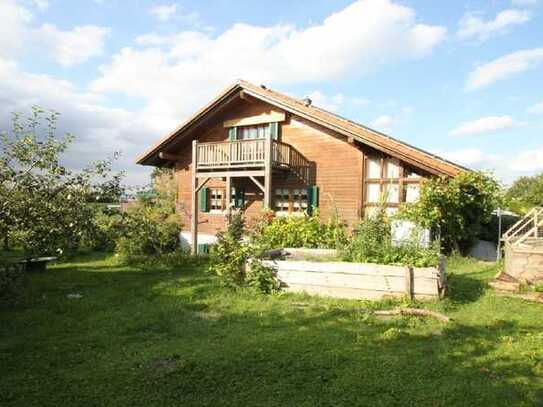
[260,248,446,301]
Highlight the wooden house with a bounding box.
[137,80,465,253]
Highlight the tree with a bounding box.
[399,171,502,253]
[505,173,543,214]
[0,107,123,257]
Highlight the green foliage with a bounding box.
[504,172,543,214]
[80,206,123,252]
[341,210,440,267]
[0,262,27,306]
[399,171,502,253]
[209,212,279,293]
[0,107,123,257]
[251,209,347,250]
[114,196,181,264]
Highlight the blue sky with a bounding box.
[1,0,542,186]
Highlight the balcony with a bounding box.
[194,138,310,181]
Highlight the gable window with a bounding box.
[364,155,423,217]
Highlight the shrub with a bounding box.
[340,210,440,267]
[399,171,502,253]
[250,210,347,250]
[81,207,123,252]
[115,207,180,263]
[209,212,279,293]
[112,190,181,263]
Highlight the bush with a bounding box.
[250,210,347,250]
[340,210,440,267]
[115,207,180,263]
[399,171,502,253]
[209,212,279,293]
[112,189,181,263]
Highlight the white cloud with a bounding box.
[37,24,110,66]
[149,4,177,22]
[305,90,370,112]
[457,9,531,42]
[528,101,543,114]
[440,148,501,167]
[465,48,543,90]
[0,57,161,185]
[0,0,32,58]
[93,0,445,125]
[509,146,543,172]
[0,2,110,67]
[371,114,394,131]
[450,116,516,136]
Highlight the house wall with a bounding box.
[172,99,423,235]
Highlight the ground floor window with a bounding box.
[274,187,309,215]
[209,188,225,212]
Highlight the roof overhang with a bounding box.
[137,80,468,177]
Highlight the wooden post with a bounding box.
[191,140,198,255]
[405,267,413,299]
[225,176,232,222]
[264,135,273,208]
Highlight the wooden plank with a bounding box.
[405,267,413,299]
[223,111,286,128]
[275,269,440,295]
[195,177,210,193]
[195,170,265,178]
[263,135,272,208]
[191,140,198,254]
[277,260,441,279]
[159,151,183,161]
[225,176,231,220]
[249,176,265,193]
[285,284,400,300]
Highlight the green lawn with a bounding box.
[1,253,543,406]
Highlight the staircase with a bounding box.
[495,207,543,291]
[502,207,543,248]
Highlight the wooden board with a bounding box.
[261,259,444,300]
[223,111,286,128]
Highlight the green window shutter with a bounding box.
[228,127,237,141]
[234,187,246,209]
[307,186,319,215]
[199,187,209,212]
[269,122,279,140]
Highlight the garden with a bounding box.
[2,108,543,406]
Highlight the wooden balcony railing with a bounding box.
[195,139,310,181]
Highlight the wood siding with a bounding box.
[173,98,425,235]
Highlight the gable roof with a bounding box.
[137,80,467,177]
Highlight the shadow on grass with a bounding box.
[1,254,542,407]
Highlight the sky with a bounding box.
[1,0,542,186]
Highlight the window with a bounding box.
[364,155,423,217]
[274,188,290,214]
[238,124,271,140]
[210,188,225,212]
[292,188,308,212]
[274,187,310,215]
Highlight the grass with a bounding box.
[1,253,543,406]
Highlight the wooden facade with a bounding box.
[137,80,466,253]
